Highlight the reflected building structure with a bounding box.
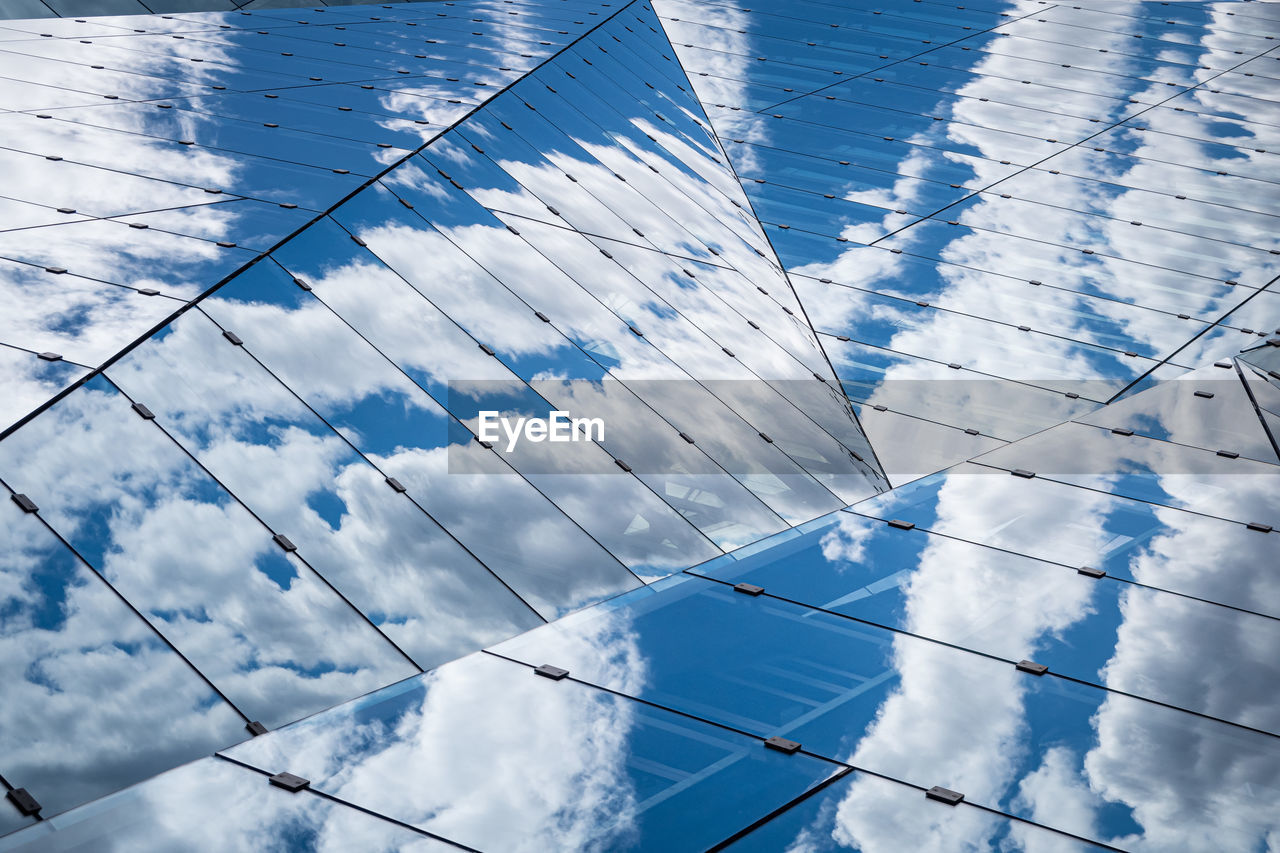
[0,0,1277,850]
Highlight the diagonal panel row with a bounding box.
[659,0,1280,484]
[0,0,611,432]
[0,0,886,833]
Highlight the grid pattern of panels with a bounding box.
[2,0,1278,848]
[0,0,606,432]
[0,0,890,833]
[658,0,1280,485]
[9,356,1278,849]
[0,0,424,18]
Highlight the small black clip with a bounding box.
[925,786,963,806]
[246,721,268,736]
[887,519,915,530]
[1011,469,1035,479]
[734,582,765,596]
[132,402,156,420]
[385,477,407,493]
[1016,660,1049,676]
[269,772,309,793]
[6,788,41,816]
[11,494,38,514]
[1077,566,1106,579]
[764,736,801,754]
[273,534,297,552]
[534,664,569,680]
[223,331,244,346]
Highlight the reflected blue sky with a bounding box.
[0,0,1278,846]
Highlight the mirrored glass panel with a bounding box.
[0,347,87,434]
[723,768,1105,852]
[972,421,1280,525]
[106,306,546,667]
[0,491,246,826]
[690,509,1280,732]
[494,573,1280,848]
[0,757,456,852]
[1076,365,1279,464]
[851,461,1280,618]
[271,211,721,577]
[223,652,842,852]
[200,254,643,619]
[0,374,417,729]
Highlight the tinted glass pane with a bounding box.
[494,573,1280,848]
[223,652,841,852]
[0,493,246,825]
[691,509,1280,731]
[200,255,643,619]
[0,758,454,852]
[724,770,1105,852]
[972,421,1280,525]
[106,307,546,667]
[851,461,1280,617]
[0,375,416,729]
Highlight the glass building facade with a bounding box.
[0,0,1276,849]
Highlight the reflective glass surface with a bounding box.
[1076,364,1279,464]
[199,252,643,619]
[0,374,417,729]
[0,758,455,852]
[688,509,1280,732]
[224,652,842,852]
[852,461,1280,618]
[724,771,1105,852]
[0,347,87,433]
[0,491,246,824]
[494,572,1280,848]
[853,404,1005,486]
[2,0,1279,845]
[106,306,547,667]
[972,421,1280,525]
